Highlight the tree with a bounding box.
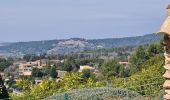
[129,46,149,74]
[113,55,164,96]
[32,68,44,78]
[82,69,93,79]
[23,54,40,62]
[62,56,78,72]
[119,67,130,78]
[16,78,31,92]
[147,43,163,57]
[63,62,73,72]
[0,75,9,99]
[50,66,58,78]
[29,79,61,99]
[0,58,12,71]
[100,60,122,78]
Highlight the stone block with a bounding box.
[164,64,170,70]
[163,80,170,88]
[163,70,170,78]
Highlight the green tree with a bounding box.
[63,56,79,72]
[82,69,94,79]
[0,58,12,71]
[50,66,58,78]
[32,68,44,78]
[0,75,9,99]
[16,79,31,92]
[119,67,130,77]
[147,43,163,57]
[112,55,164,96]
[23,54,40,62]
[100,60,122,78]
[129,46,149,74]
[29,79,61,99]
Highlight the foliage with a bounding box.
[50,66,58,78]
[89,34,162,48]
[28,79,61,99]
[129,46,149,74]
[32,68,44,78]
[0,75,9,99]
[15,79,32,92]
[100,60,123,78]
[112,54,164,97]
[23,54,46,62]
[81,69,93,79]
[129,42,163,74]
[10,53,164,99]
[61,73,84,91]
[147,43,163,57]
[10,72,106,100]
[0,58,12,71]
[10,79,61,100]
[63,56,79,72]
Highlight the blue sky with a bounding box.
[0,0,169,42]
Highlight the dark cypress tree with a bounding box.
[0,75,9,99]
[50,66,58,78]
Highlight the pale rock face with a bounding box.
[58,40,87,47]
[47,39,95,55]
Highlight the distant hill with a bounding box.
[0,34,162,56]
[89,34,162,48]
[0,42,11,47]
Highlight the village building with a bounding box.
[18,64,32,76]
[119,61,130,68]
[57,70,67,78]
[78,65,96,73]
[18,60,47,76]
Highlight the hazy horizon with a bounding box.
[0,0,169,42]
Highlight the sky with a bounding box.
[0,0,170,42]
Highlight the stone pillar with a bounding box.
[163,34,170,100]
[157,4,170,100]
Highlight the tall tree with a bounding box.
[63,56,77,72]
[0,58,12,71]
[0,75,9,99]
[147,43,163,57]
[32,68,44,78]
[129,46,149,74]
[82,69,93,79]
[50,66,58,78]
[100,60,122,78]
